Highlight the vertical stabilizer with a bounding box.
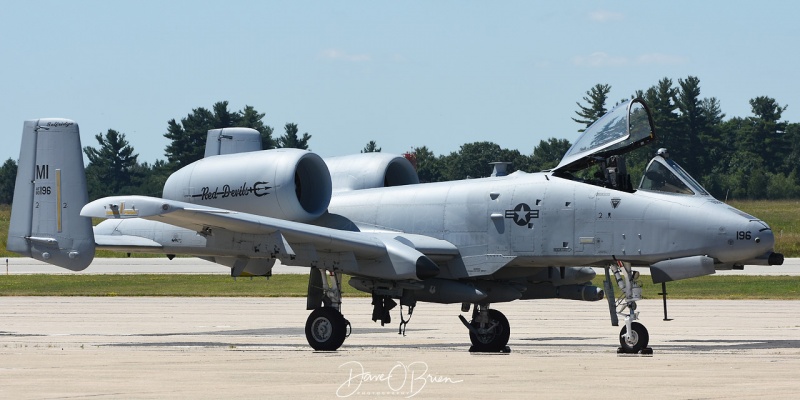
[7,119,95,270]
[203,127,262,157]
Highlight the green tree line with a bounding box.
[572,77,800,200]
[411,76,799,201]
[0,77,797,203]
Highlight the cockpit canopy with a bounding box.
[639,151,710,196]
[553,98,711,197]
[554,98,654,173]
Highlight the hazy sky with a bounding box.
[2,1,798,165]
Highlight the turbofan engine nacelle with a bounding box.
[163,149,332,222]
[325,153,419,192]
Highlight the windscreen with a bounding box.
[639,158,709,196]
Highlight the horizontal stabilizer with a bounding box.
[94,234,163,251]
[27,236,60,246]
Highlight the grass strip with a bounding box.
[1,274,799,299]
[0,274,366,297]
[631,275,800,300]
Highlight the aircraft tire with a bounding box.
[305,307,347,351]
[469,309,510,352]
[618,322,649,353]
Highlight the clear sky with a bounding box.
[2,1,798,165]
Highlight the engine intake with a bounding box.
[325,153,419,192]
[163,149,332,222]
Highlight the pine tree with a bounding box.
[276,123,311,150]
[573,84,612,131]
[0,158,17,204]
[84,129,139,199]
[644,78,680,155]
[676,76,706,173]
[361,140,381,153]
[413,146,444,183]
[239,105,274,150]
[164,102,275,168]
[531,138,571,171]
[747,96,788,172]
[163,106,216,169]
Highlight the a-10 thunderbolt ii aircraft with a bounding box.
[7,98,783,353]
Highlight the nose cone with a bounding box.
[715,213,777,264]
[749,220,775,252]
[747,220,783,265]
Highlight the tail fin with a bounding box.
[204,127,262,157]
[7,119,95,270]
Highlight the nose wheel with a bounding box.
[618,321,649,354]
[608,260,653,355]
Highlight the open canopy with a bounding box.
[554,98,655,172]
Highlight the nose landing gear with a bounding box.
[607,260,653,355]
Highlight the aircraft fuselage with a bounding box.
[327,171,773,277]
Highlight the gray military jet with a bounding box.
[7,98,783,353]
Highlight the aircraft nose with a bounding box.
[712,208,777,264]
[731,219,776,262]
[749,220,782,262]
[749,220,774,250]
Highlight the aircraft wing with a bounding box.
[94,234,164,252]
[81,195,456,281]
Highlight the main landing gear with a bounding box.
[459,304,511,353]
[607,260,652,354]
[305,268,350,351]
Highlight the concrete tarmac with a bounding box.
[2,297,800,399]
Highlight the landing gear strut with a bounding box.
[608,260,652,354]
[305,268,350,351]
[459,304,511,353]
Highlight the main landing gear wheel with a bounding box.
[618,321,649,354]
[469,309,510,353]
[305,307,348,351]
